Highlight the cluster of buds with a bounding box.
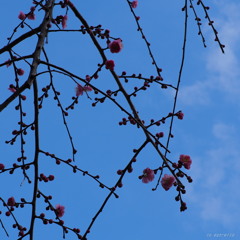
[119,116,137,126]
[39,173,55,182]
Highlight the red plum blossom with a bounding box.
[132,1,138,8]
[18,11,26,20]
[108,39,123,53]
[27,7,36,20]
[176,111,184,120]
[142,168,155,183]
[179,154,192,169]
[105,60,115,71]
[76,84,92,97]
[56,204,65,218]
[161,174,175,191]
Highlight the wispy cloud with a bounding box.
[189,122,240,228]
[212,122,235,141]
[179,81,211,105]
[180,2,240,105]
[181,2,240,229]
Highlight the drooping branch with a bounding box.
[0,0,55,113]
[0,0,225,239]
[28,72,40,240]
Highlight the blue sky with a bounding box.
[0,0,240,239]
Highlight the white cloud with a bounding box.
[179,80,211,105]
[200,197,232,226]
[189,122,240,228]
[180,2,240,105]
[212,122,235,141]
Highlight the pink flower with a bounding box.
[18,11,26,20]
[84,86,92,92]
[8,88,16,93]
[56,204,65,218]
[76,84,92,97]
[108,39,123,53]
[62,15,68,29]
[161,174,175,191]
[7,197,16,206]
[176,111,184,120]
[105,60,115,71]
[132,1,138,8]
[0,163,5,170]
[27,12,36,20]
[76,84,84,96]
[17,68,24,76]
[142,168,155,183]
[179,154,192,170]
